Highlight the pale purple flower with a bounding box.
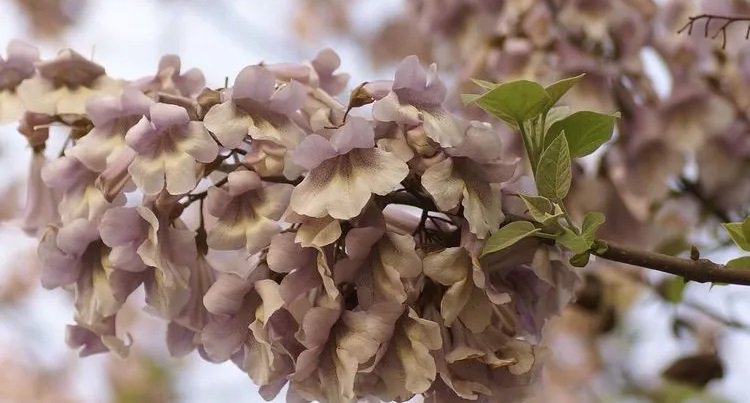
[136,205,197,319]
[422,122,517,238]
[290,116,409,220]
[244,139,288,177]
[266,48,350,95]
[241,280,299,396]
[22,152,61,235]
[371,308,442,401]
[291,303,403,402]
[482,238,580,338]
[423,246,494,333]
[0,40,39,123]
[68,87,154,172]
[201,263,270,362]
[286,211,341,248]
[167,254,217,357]
[67,316,131,358]
[372,55,464,147]
[17,49,124,115]
[135,54,206,98]
[42,155,122,224]
[125,102,219,195]
[205,170,293,254]
[203,65,306,151]
[266,232,339,303]
[37,218,100,289]
[99,206,149,272]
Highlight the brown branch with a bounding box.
[678,14,750,49]
[591,239,750,286]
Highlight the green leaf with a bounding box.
[470,78,498,90]
[470,80,551,125]
[517,194,554,221]
[481,221,540,257]
[557,227,591,254]
[547,111,620,158]
[544,74,584,107]
[581,211,605,240]
[569,251,591,267]
[461,93,482,105]
[722,218,750,251]
[659,277,687,304]
[543,106,571,135]
[535,133,571,201]
[727,256,750,269]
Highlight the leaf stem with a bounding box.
[517,121,537,173]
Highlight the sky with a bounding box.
[1,1,750,402]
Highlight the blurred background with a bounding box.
[1,0,750,402]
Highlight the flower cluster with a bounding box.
[8,42,579,402]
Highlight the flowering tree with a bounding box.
[4,0,750,401]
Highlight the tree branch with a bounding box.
[678,14,750,49]
[591,239,750,286]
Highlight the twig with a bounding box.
[591,239,750,286]
[677,14,750,49]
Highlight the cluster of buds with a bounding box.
[3,40,578,402]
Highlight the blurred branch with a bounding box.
[682,300,750,332]
[678,14,750,49]
[677,177,732,223]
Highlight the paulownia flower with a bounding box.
[291,302,404,403]
[125,102,219,195]
[68,87,154,173]
[39,219,142,356]
[422,122,517,238]
[136,205,197,319]
[38,218,100,289]
[17,48,124,115]
[372,55,464,147]
[205,170,293,254]
[0,40,39,123]
[371,308,443,401]
[242,280,301,399]
[290,116,409,220]
[19,112,61,234]
[266,48,350,96]
[483,238,579,338]
[42,155,122,223]
[166,254,216,357]
[203,65,305,150]
[134,54,205,98]
[201,261,269,362]
[22,152,61,235]
[423,246,494,333]
[67,315,131,358]
[333,208,422,309]
[267,232,339,303]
